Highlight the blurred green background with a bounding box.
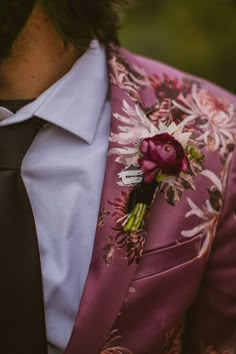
[120,0,236,93]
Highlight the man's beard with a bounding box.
[0,1,36,63]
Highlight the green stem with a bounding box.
[123,203,147,233]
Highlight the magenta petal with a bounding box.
[149,141,160,160]
[181,156,189,171]
[140,140,149,153]
[141,159,158,172]
[144,168,159,183]
[139,133,189,179]
[148,140,157,153]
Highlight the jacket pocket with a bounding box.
[134,234,203,280]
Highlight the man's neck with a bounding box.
[0,4,80,100]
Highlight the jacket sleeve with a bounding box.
[184,148,236,354]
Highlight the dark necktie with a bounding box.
[0,118,48,354]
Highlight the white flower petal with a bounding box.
[200,170,223,192]
[181,222,208,238]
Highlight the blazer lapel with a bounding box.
[64,54,145,354]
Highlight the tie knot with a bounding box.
[0,117,44,169]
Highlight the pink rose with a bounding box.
[139,133,189,183]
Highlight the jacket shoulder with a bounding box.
[119,47,236,103]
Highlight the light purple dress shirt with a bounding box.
[0,41,111,353]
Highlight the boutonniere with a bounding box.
[118,122,204,234]
[107,101,204,264]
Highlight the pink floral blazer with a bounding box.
[64,45,236,354]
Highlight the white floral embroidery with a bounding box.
[109,56,150,100]
[173,84,236,153]
[181,153,233,256]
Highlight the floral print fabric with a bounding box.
[96,45,236,353]
[104,45,236,266]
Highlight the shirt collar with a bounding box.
[0,40,109,144]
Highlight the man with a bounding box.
[1,1,236,354]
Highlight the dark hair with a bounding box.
[41,0,130,50]
[0,1,37,61]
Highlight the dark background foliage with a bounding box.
[120,0,236,93]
